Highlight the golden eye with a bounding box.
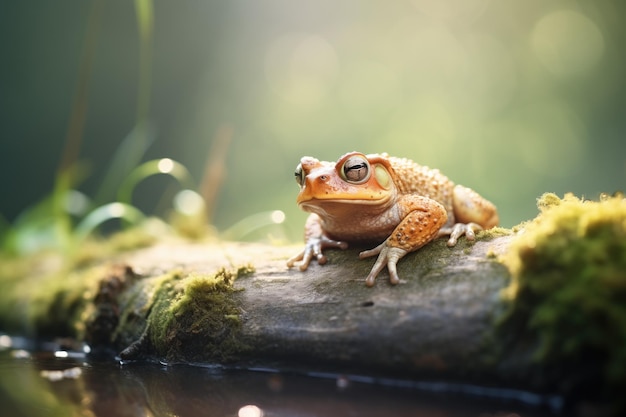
[342,156,370,183]
[294,163,305,186]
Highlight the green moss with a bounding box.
[501,193,626,397]
[0,225,158,338]
[0,260,106,338]
[71,225,157,267]
[169,210,216,240]
[477,226,514,240]
[146,265,254,362]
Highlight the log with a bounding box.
[113,235,511,377]
[1,234,513,380]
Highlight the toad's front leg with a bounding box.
[359,196,448,286]
[287,213,348,271]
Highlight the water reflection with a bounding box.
[0,348,555,417]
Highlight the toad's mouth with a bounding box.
[299,197,387,207]
[298,195,393,217]
[297,191,391,205]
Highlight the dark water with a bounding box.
[0,336,558,417]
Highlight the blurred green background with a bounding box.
[1,0,624,243]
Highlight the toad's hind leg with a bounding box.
[451,185,499,229]
[438,185,499,246]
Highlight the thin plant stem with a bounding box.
[199,124,233,224]
[134,0,154,126]
[57,0,104,175]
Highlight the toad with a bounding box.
[287,152,499,286]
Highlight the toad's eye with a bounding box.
[342,156,370,183]
[294,163,305,186]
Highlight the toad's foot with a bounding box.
[287,236,348,271]
[359,242,409,287]
[437,222,483,247]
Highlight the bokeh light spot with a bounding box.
[270,210,286,224]
[157,158,175,174]
[65,190,90,216]
[531,10,604,77]
[0,335,12,349]
[108,202,126,218]
[238,404,264,417]
[173,189,205,216]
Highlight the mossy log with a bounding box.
[2,234,535,392]
[1,194,625,414]
[111,235,511,376]
[1,234,513,376]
